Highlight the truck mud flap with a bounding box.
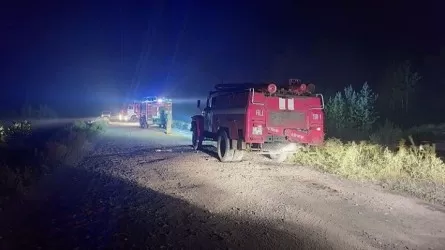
[259,142,300,154]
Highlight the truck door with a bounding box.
[204,96,214,132]
[134,103,140,117]
[128,105,134,116]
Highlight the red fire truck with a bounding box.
[191,79,325,162]
[119,101,140,122]
[138,96,173,128]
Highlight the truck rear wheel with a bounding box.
[217,130,234,162]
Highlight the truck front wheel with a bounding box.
[217,130,234,162]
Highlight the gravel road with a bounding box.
[1,124,444,250]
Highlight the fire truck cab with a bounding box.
[138,96,172,128]
[119,101,140,122]
[191,79,325,162]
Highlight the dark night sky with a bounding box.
[1,1,444,118]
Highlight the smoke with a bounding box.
[170,97,206,105]
[170,97,205,122]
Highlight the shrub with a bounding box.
[292,139,445,204]
[72,120,88,130]
[0,119,106,206]
[5,121,32,135]
[66,120,107,140]
[0,121,32,148]
[0,125,5,142]
[89,120,108,133]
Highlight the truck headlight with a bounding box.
[252,125,263,135]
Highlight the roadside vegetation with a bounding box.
[292,61,445,204]
[0,119,107,208]
[173,120,191,131]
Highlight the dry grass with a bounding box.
[292,138,445,204]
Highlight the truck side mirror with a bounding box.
[197,100,201,108]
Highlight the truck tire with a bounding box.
[130,115,137,122]
[192,126,203,150]
[217,130,234,162]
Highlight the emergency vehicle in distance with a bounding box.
[118,96,172,125]
[138,96,172,128]
[101,111,111,119]
[118,101,139,122]
[191,79,325,162]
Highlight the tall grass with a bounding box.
[292,138,445,204]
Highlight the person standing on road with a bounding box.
[159,108,167,129]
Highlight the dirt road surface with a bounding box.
[1,124,445,250]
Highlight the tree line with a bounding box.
[324,60,423,142]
